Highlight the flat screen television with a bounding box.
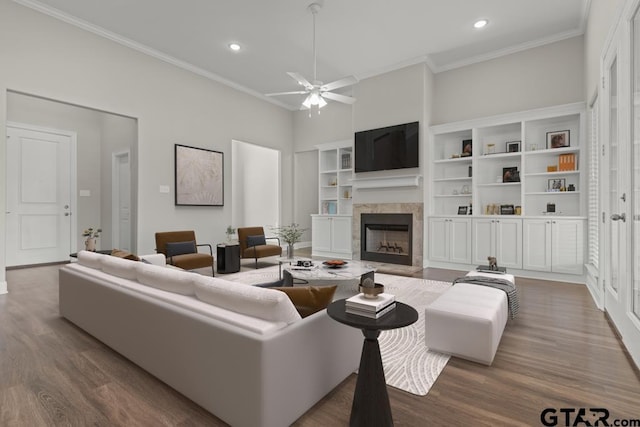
[354,121,419,173]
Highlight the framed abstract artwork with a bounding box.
[175,144,224,206]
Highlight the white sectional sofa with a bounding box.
[59,251,361,427]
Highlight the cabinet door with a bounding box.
[449,218,472,264]
[429,218,449,262]
[551,220,584,275]
[331,216,352,255]
[523,219,552,272]
[311,216,332,253]
[472,219,495,265]
[495,219,522,269]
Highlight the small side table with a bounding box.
[327,299,418,427]
[216,243,240,274]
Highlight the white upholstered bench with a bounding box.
[424,271,514,365]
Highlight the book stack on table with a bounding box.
[345,293,396,319]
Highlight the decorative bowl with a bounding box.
[359,283,384,299]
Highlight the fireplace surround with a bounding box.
[352,203,423,267]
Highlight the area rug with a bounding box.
[221,266,452,396]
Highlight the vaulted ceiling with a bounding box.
[16,0,590,109]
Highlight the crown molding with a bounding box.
[12,0,295,111]
[430,28,584,74]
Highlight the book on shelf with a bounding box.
[346,302,396,319]
[558,153,576,171]
[345,293,395,312]
[341,153,351,169]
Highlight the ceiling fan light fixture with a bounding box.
[474,19,488,29]
[302,94,313,109]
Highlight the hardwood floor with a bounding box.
[1,263,639,426]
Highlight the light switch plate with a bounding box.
[79,190,91,197]
[159,185,170,193]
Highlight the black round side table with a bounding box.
[327,299,418,427]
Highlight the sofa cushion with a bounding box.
[272,286,337,318]
[165,240,196,257]
[136,262,195,295]
[246,235,266,247]
[192,276,301,324]
[100,254,139,280]
[77,250,103,269]
[110,248,140,261]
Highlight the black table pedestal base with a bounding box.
[350,329,393,427]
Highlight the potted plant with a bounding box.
[225,225,236,242]
[272,223,307,259]
[82,227,102,251]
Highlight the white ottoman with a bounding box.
[425,273,511,365]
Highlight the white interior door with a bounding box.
[603,32,629,325]
[6,125,75,266]
[112,151,131,251]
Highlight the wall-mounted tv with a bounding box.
[354,121,419,173]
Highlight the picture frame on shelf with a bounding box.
[484,143,496,155]
[461,139,472,157]
[546,130,570,149]
[506,141,521,153]
[547,178,566,191]
[500,204,515,215]
[502,167,520,182]
[457,206,468,215]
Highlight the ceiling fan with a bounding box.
[266,2,357,111]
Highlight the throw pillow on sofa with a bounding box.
[136,262,195,295]
[192,276,301,324]
[101,254,139,280]
[77,250,103,269]
[111,248,140,261]
[271,285,337,318]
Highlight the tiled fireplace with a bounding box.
[353,203,423,267]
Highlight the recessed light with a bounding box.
[229,43,241,51]
[474,19,488,29]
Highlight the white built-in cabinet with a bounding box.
[311,215,352,259]
[428,217,472,264]
[471,218,522,269]
[522,218,584,275]
[428,103,587,278]
[312,140,354,259]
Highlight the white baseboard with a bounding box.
[0,281,7,295]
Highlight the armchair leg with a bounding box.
[254,257,258,269]
[211,264,215,276]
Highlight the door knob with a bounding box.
[65,212,70,217]
[611,213,626,222]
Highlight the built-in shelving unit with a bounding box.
[428,102,587,278]
[317,140,353,215]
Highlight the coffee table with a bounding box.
[282,260,375,285]
[327,299,418,426]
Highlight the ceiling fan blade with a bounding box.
[321,76,358,92]
[265,91,308,97]
[287,72,314,89]
[322,92,357,105]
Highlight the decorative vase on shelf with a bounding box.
[85,237,96,252]
[287,244,294,259]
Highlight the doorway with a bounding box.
[231,140,280,230]
[112,150,131,252]
[5,123,76,266]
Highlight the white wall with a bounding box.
[352,63,429,204]
[293,150,318,243]
[584,0,625,100]
[433,36,585,125]
[0,0,293,288]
